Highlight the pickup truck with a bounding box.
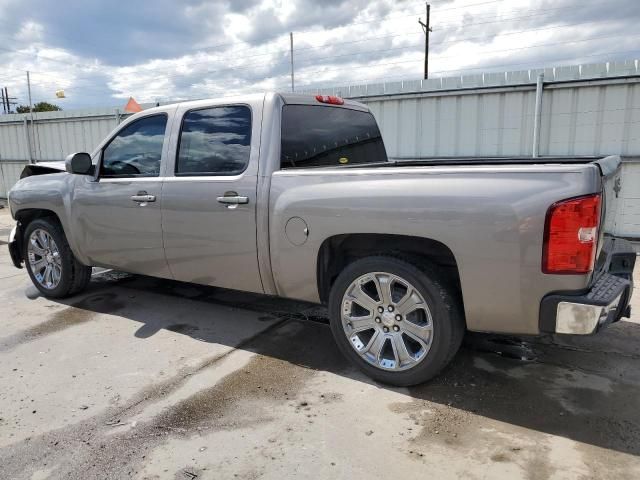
[6,92,636,386]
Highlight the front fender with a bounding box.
[8,174,88,266]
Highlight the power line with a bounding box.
[0,2,598,79]
[61,34,638,100]
[0,3,633,103]
[1,16,628,95]
[0,16,601,86]
[293,49,640,91]
[5,20,632,99]
[288,32,640,79]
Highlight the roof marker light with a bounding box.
[315,95,344,105]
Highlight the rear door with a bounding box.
[161,99,264,293]
[72,111,174,277]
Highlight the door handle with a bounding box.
[217,193,249,205]
[131,191,156,203]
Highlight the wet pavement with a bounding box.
[0,209,639,479]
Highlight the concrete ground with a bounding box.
[0,208,639,480]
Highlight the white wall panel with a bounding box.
[1,61,640,237]
[0,161,27,198]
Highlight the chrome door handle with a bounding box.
[131,191,156,203]
[217,195,249,205]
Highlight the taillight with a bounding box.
[542,194,601,274]
[315,95,344,105]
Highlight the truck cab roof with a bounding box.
[137,92,369,118]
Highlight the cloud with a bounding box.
[0,0,639,109]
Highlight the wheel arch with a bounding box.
[316,233,463,308]
[14,208,66,261]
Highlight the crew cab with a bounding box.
[6,92,635,385]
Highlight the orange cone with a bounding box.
[124,96,142,113]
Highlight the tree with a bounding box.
[16,102,62,113]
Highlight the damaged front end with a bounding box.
[20,161,66,179]
[8,224,23,269]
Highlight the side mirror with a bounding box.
[65,152,94,175]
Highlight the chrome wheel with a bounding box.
[27,229,62,290]
[341,272,434,371]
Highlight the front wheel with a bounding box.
[328,256,464,386]
[23,218,92,298]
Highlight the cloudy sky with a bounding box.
[0,0,639,109]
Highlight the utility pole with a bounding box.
[290,32,295,92]
[26,71,36,163]
[418,3,432,79]
[1,87,17,114]
[26,71,34,115]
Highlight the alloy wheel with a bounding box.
[341,271,434,371]
[27,229,62,290]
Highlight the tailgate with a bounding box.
[594,155,622,235]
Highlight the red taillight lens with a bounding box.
[542,194,601,274]
[315,95,344,105]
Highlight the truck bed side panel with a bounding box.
[269,164,602,335]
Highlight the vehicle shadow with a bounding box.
[36,270,640,458]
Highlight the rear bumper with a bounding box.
[8,225,23,269]
[539,237,635,335]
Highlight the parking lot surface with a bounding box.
[0,207,639,480]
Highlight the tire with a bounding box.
[328,256,465,387]
[23,217,92,298]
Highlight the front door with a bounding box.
[161,102,263,293]
[71,112,172,277]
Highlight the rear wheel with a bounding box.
[23,218,91,298]
[328,256,464,386]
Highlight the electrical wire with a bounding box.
[0,2,601,77]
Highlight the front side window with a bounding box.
[101,114,167,177]
[176,105,252,176]
[280,105,387,169]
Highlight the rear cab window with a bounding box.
[280,105,387,169]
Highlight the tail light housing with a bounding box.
[315,95,344,105]
[542,193,601,274]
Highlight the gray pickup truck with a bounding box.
[6,92,636,386]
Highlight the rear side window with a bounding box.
[280,105,387,169]
[176,105,252,176]
[101,114,167,177]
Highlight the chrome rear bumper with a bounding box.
[540,237,635,335]
[555,291,624,334]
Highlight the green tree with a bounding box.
[16,101,62,113]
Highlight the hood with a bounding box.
[20,161,67,179]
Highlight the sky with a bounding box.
[0,0,639,109]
